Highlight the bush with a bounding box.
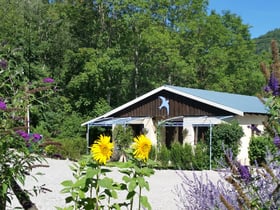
[170,142,184,169]
[206,121,244,162]
[249,136,277,165]
[193,142,209,170]
[158,145,170,168]
[55,137,87,160]
[170,142,193,169]
[149,145,157,161]
[182,143,194,169]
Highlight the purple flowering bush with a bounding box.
[176,40,280,209]
[0,42,55,209]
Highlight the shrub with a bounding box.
[249,136,277,165]
[170,142,184,169]
[158,145,170,168]
[149,145,157,161]
[170,142,193,169]
[55,137,87,160]
[206,121,244,162]
[193,142,209,170]
[182,143,194,169]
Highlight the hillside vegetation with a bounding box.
[254,28,280,53]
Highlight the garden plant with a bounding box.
[59,134,154,210]
[0,42,55,209]
[176,40,280,209]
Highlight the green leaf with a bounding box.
[137,176,149,190]
[112,204,121,210]
[78,190,85,199]
[140,167,155,177]
[128,180,137,192]
[61,180,73,187]
[104,188,118,199]
[117,161,134,169]
[140,195,152,210]
[111,190,118,199]
[122,175,131,183]
[100,168,112,174]
[98,177,114,189]
[126,191,136,200]
[73,177,86,188]
[86,167,99,178]
[65,196,73,203]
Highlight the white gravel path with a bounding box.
[7,158,224,210]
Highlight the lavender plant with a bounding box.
[175,40,280,210]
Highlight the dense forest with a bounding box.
[0,0,277,140]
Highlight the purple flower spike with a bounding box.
[16,130,30,141]
[0,100,6,110]
[238,164,251,183]
[0,59,7,69]
[43,77,54,83]
[274,135,280,148]
[265,72,280,96]
[32,133,42,142]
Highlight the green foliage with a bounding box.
[44,145,58,157]
[192,142,209,170]
[112,125,134,162]
[170,142,184,169]
[57,113,85,138]
[157,145,171,168]
[56,137,87,160]
[149,145,157,161]
[0,41,53,208]
[170,142,193,170]
[206,121,244,162]
[112,125,134,152]
[254,28,280,54]
[249,136,277,165]
[92,98,112,118]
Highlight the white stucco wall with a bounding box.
[183,124,195,145]
[180,115,267,166]
[142,117,158,145]
[235,114,267,165]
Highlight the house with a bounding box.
[82,85,268,166]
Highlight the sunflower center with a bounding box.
[141,143,150,153]
[100,145,110,155]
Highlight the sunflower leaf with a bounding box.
[140,195,152,210]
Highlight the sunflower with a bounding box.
[91,135,114,165]
[132,135,152,162]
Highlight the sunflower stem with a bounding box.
[138,186,142,210]
[95,167,101,210]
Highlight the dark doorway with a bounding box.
[165,126,183,148]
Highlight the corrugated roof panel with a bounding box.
[165,85,267,114]
[88,117,145,127]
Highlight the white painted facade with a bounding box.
[137,115,267,166]
[235,114,267,165]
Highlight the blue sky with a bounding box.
[208,0,280,38]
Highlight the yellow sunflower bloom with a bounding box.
[132,135,152,162]
[91,135,114,165]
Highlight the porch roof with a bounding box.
[85,117,146,127]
